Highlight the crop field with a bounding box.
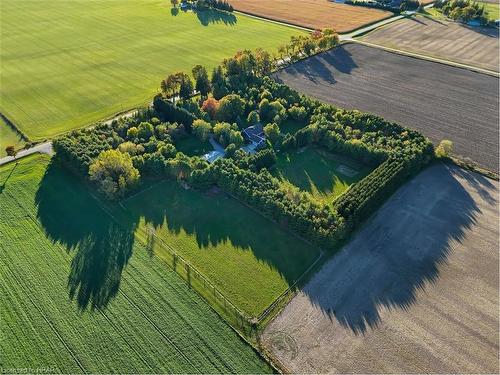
[273,43,499,173]
[229,0,392,32]
[272,147,372,204]
[263,163,499,373]
[0,117,24,157]
[362,16,499,72]
[0,0,304,141]
[120,179,321,317]
[0,155,271,373]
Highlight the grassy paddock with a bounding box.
[120,179,321,318]
[273,147,372,204]
[0,0,304,140]
[0,155,271,373]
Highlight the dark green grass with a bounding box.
[121,179,321,317]
[0,0,304,140]
[175,136,213,156]
[272,147,373,203]
[0,155,271,373]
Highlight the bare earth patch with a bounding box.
[362,16,499,72]
[262,163,499,373]
[229,0,392,33]
[273,43,499,173]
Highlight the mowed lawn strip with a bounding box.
[0,155,271,373]
[121,179,321,317]
[0,0,305,140]
[272,147,372,204]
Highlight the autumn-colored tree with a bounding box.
[201,97,220,120]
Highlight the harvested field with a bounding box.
[229,0,392,32]
[274,43,499,172]
[262,163,499,373]
[362,16,499,72]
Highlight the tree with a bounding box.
[264,123,281,145]
[254,48,273,76]
[89,149,140,199]
[229,129,244,148]
[211,66,228,99]
[247,110,260,125]
[179,75,194,100]
[193,66,211,98]
[137,122,154,140]
[171,0,179,6]
[216,94,245,122]
[435,139,453,158]
[201,97,219,120]
[192,119,212,142]
[5,145,17,159]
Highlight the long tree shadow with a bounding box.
[122,179,316,286]
[35,160,138,310]
[300,163,492,334]
[195,9,237,26]
[274,46,358,85]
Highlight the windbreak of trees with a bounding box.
[54,47,434,248]
[435,0,490,23]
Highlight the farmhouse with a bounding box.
[242,124,266,148]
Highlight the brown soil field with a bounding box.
[273,43,499,173]
[262,163,499,373]
[362,16,499,72]
[229,0,392,32]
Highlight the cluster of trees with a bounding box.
[194,0,234,11]
[55,46,434,250]
[276,29,339,63]
[435,0,489,23]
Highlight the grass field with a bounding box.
[362,16,499,72]
[229,0,392,32]
[0,117,24,157]
[0,155,271,373]
[0,0,304,141]
[121,179,321,317]
[272,147,371,204]
[175,136,213,156]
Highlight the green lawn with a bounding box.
[0,117,24,157]
[482,2,499,20]
[0,1,304,141]
[0,155,271,373]
[121,179,321,317]
[175,136,213,156]
[273,147,372,204]
[280,119,308,135]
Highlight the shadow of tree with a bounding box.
[274,46,358,85]
[300,164,488,334]
[122,179,316,285]
[194,9,237,26]
[35,160,138,310]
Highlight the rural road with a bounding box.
[0,108,139,166]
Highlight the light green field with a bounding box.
[0,117,24,157]
[0,0,304,140]
[121,179,321,317]
[0,154,271,373]
[273,147,372,204]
